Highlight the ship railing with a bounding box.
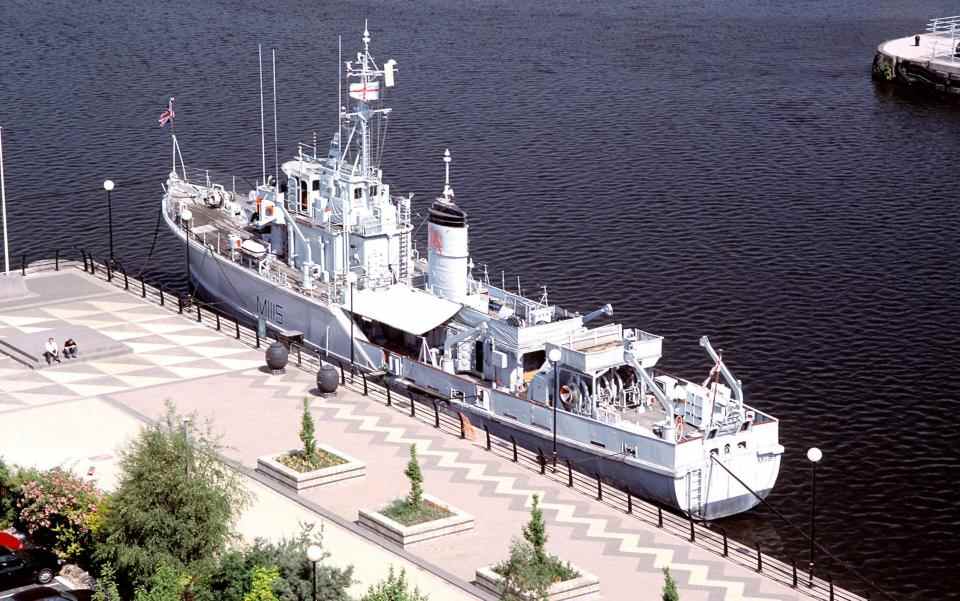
[63,252,878,601]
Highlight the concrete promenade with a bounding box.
[0,265,867,601]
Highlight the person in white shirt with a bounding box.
[43,337,61,365]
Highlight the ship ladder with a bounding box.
[687,468,704,519]
[398,229,409,281]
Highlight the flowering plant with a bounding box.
[16,468,104,562]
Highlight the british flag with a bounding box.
[158,97,176,127]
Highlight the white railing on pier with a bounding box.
[926,16,960,62]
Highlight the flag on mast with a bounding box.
[158,97,176,127]
[348,81,379,101]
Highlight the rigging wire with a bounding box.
[710,456,893,600]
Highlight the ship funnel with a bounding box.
[582,304,613,324]
[427,149,468,304]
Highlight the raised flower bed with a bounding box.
[358,444,473,546]
[474,564,599,601]
[475,494,599,600]
[358,492,474,546]
[256,444,365,492]
[256,398,365,491]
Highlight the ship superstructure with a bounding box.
[161,24,783,519]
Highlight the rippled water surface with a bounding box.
[1,1,958,598]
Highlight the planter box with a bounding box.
[358,493,474,546]
[475,564,600,601]
[256,444,365,492]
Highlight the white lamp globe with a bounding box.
[306,544,324,563]
[548,348,562,363]
[346,271,358,284]
[103,179,114,191]
[806,447,823,463]
[180,208,193,222]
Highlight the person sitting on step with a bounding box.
[63,338,78,359]
[43,337,61,365]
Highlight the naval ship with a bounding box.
[160,25,783,519]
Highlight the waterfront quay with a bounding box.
[0,260,870,601]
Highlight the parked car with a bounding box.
[10,587,92,601]
[0,546,61,589]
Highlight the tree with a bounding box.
[662,567,679,601]
[522,495,547,566]
[404,445,423,511]
[360,567,429,601]
[299,399,316,462]
[243,566,280,601]
[95,402,249,595]
[15,467,103,563]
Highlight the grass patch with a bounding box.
[276,449,346,473]
[380,498,453,526]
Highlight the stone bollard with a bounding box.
[316,362,339,395]
[265,342,288,375]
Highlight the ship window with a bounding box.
[740,421,751,432]
[370,185,378,197]
[312,180,320,191]
[299,180,309,214]
[590,440,606,449]
[707,429,718,440]
[354,187,363,200]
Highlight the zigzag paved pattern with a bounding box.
[239,369,797,601]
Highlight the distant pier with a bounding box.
[873,16,960,95]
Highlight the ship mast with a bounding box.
[339,21,396,279]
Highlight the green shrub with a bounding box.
[404,445,423,511]
[662,567,680,601]
[360,567,428,601]
[299,399,317,463]
[243,566,280,601]
[133,564,190,601]
[92,565,122,601]
[205,523,352,601]
[0,457,16,529]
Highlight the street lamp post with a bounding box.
[806,446,822,585]
[181,208,193,295]
[103,180,115,265]
[306,544,324,601]
[548,347,562,468]
[346,271,357,368]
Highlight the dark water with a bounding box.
[2,1,958,598]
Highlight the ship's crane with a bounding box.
[699,336,744,408]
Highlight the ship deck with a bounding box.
[171,187,336,303]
